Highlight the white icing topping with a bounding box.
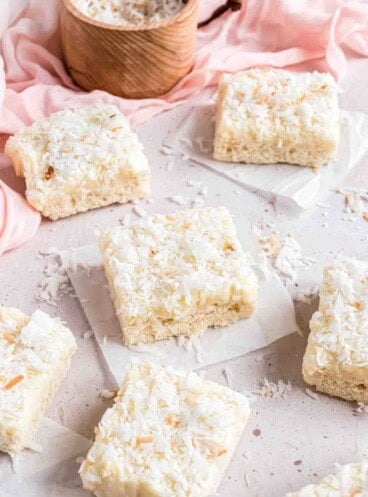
[99,207,257,324]
[80,361,250,497]
[7,104,149,196]
[0,307,77,443]
[305,258,368,373]
[217,68,338,135]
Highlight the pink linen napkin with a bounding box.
[0,0,367,254]
[1,0,368,138]
[0,178,40,255]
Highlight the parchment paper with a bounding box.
[0,418,92,497]
[164,107,368,209]
[60,215,299,383]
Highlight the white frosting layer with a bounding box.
[218,69,338,133]
[0,307,77,452]
[80,361,250,497]
[99,206,258,336]
[303,258,368,381]
[6,104,150,207]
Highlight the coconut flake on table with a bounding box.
[255,228,317,282]
[167,195,189,206]
[83,330,94,340]
[274,236,317,281]
[294,284,319,306]
[254,378,292,399]
[187,179,203,188]
[127,341,168,361]
[133,205,147,218]
[160,145,174,156]
[37,253,75,306]
[354,402,368,414]
[345,193,364,214]
[100,389,116,399]
[222,368,234,389]
[175,334,207,364]
[305,388,320,400]
[191,197,205,208]
[243,473,251,487]
[335,186,368,221]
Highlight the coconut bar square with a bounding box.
[286,460,368,497]
[0,307,77,453]
[303,258,368,403]
[213,69,339,167]
[99,206,258,346]
[80,361,251,497]
[4,104,150,220]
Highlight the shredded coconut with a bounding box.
[256,229,317,282]
[354,402,368,414]
[100,389,116,399]
[222,368,234,389]
[99,207,258,346]
[244,474,251,487]
[335,187,368,222]
[305,388,319,400]
[80,362,250,497]
[160,146,174,155]
[167,195,189,206]
[191,197,205,208]
[303,257,368,389]
[133,206,147,218]
[6,105,150,221]
[72,0,185,26]
[0,307,76,452]
[274,236,317,281]
[254,378,292,399]
[345,193,364,214]
[37,253,75,306]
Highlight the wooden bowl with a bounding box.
[60,0,199,99]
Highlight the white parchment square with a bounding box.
[164,106,368,209]
[61,215,299,383]
[0,418,92,497]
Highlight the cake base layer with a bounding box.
[305,370,368,404]
[119,301,256,346]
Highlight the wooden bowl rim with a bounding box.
[61,0,198,32]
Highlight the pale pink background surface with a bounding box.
[0,55,368,497]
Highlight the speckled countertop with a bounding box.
[1,57,368,497]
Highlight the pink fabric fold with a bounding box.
[0,0,367,138]
[0,0,367,255]
[0,179,41,255]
